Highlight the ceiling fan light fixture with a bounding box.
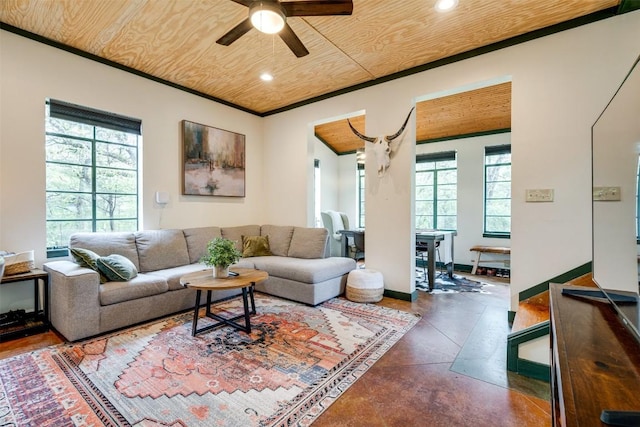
[260,72,274,81]
[250,2,286,34]
[434,0,458,12]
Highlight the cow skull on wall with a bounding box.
[347,107,415,177]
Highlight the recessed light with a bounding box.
[260,72,274,82]
[435,0,458,12]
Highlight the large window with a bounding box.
[415,151,457,230]
[45,100,141,257]
[357,163,365,228]
[484,145,511,237]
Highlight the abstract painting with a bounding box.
[182,120,245,197]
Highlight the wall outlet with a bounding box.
[593,186,621,201]
[526,189,554,202]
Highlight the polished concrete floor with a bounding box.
[0,274,551,426]
[313,276,552,427]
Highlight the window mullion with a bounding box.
[92,126,97,233]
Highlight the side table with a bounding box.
[0,269,49,342]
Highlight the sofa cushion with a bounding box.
[96,254,138,281]
[242,235,272,257]
[99,274,168,306]
[134,229,190,273]
[221,225,261,252]
[251,256,355,284]
[287,227,328,259]
[183,227,222,264]
[70,232,140,271]
[260,225,294,257]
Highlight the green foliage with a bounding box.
[200,238,242,268]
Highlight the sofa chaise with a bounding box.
[44,224,356,341]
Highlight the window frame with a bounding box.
[45,100,141,258]
[483,144,511,238]
[415,151,457,231]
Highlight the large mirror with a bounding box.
[592,54,640,341]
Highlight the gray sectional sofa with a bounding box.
[43,225,356,341]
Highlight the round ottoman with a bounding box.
[346,268,384,303]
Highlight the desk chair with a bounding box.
[416,241,441,282]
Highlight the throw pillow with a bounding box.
[242,235,273,257]
[70,247,100,269]
[96,254,138,282]
[70,247,108,283]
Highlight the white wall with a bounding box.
[0,31,264,268]
[262,11,640,307]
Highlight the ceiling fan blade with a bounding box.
[282,0,353,17]
[216,18,253,46]
[279,23,309,58]
[230,0,253,6]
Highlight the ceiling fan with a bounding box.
[216,0,354,58]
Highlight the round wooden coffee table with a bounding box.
[180,267,268,336]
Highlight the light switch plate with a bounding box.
[593,186,621,201]
[526,189,554,202]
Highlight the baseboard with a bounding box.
[507,320,549,372]
[517,359,550,382]
[384,289,418,302]
[518,262,592,301]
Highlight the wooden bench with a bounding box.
[470,245,510,275]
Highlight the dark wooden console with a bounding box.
[550,283,640,426]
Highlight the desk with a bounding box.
[337,229,364,258]
[417,230,455,291]
[338,230,455,292]
[0,269,49,341]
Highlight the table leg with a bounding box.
[249,283,256,315]
[342,236,348,257]
[448,235,455,278]
[205,289,212,316]
[427,240,436,291]
[192,290,201,337]
[242,287,251,334]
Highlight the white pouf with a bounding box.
[346,268,384,303]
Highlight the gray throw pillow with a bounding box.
[287,227,328,259]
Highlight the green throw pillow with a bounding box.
[242,235,272,257]
[96,254,138,282]
[70,247,108,283]
[70,247,100,270]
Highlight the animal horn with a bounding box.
[347,119,377,143]
[385,107,415,142]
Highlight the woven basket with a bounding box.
[346,286,383,303]
[3,260,33,276]
[2,251,34,276]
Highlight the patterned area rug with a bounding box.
[415,270,491,294]
[0,295,418,426]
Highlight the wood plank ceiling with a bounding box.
[0,0,624,153]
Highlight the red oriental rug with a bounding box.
[0,295,418,426]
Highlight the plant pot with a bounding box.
[213,265,229,278]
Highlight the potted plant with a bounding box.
[200,237,242,278]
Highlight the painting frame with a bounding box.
[181,120,246,197]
